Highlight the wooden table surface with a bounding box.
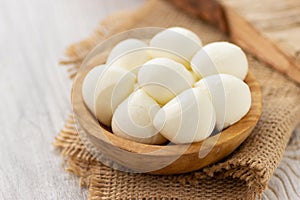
[0,0,299,199]
[0,1,144,199]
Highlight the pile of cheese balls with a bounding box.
[82,27,251,145]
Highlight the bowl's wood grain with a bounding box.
[72,65,262,174]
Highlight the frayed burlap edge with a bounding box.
[54,117,257,200]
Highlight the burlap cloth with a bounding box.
[54,0,300,199]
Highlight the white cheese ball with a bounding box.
[107,38,148,63]
[194,74,251,131]
[138,58,194,105]
[191,42,248,80]
[112,89,167,144]
[82,65,106,115]
[106,39,150,72]
[150,27,202,61]
[94,67,136,126]
[153,87,216,144]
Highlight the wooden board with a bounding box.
[221,0,300,85]
[170,0,300,85]
[222,0,300,66]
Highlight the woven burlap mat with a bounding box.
[54,0,300,199]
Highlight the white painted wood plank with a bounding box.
[0,0,144,199]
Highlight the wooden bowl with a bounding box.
[72,62,262,175]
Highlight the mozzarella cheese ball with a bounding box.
[191,42,248,80]
[194,74,251,130]
[112,89,167,144]
[138,58,194,105]
[107,38,148,63]
[82,65,106,115]
[106,39,150,72]
[94,67,136,126]
[81,27,253,145]
[153,87,216,144]
[150,27,202,62]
